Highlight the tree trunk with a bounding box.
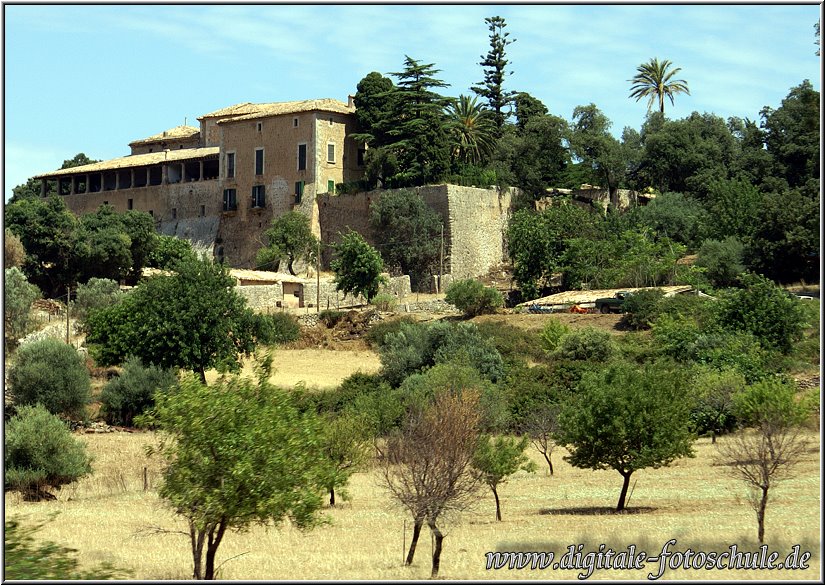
[198,367,207,386]
[429,521,444,578]
[757,487,769,544]
[542,452,554,476]
[287,257,296,276]
[189,521,206,580]
[608,184,620,213]
[405,518,423,565]
[204,519,227,580]
[329,487,336,507]
[616,471,633,512]
[492,486,502,521]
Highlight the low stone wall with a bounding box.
[237,275,411,312]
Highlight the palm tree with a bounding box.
[446,95,496,165]
[628,58,690,115]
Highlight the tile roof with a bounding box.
[518,285,694,307]
[128,125,200,146]
[210,99,355,124]
[34,147,220,179]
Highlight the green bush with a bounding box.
[254,312,301,345]
[715,272,808,354]
[370,292,398,312]
[364,315,417,348]
[379,320,505,386]
[475,321,545,366]
[399,362,510,432]
[318,309,346,327]
[620,289,665,330]
[4,267,41,346]
[308,372,391,415]
[100,356,177,426]
[9,338,91,419]
[689,367,744,440]
[539,319,571,353]
[445,278,503,317]
[4,405,93,500]
[5,516,127,579]
[74,277,122,321]
[555,327,613,361]
[147,234,195,269]
[695,237,746,289]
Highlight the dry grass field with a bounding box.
[204,348,382,390]
[5,428,820,581]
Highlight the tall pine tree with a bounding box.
[471,16,516,135]
[384,56,453,187]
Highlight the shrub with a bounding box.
[539,319,570,354]
[555,327,613,361]
[147,234,195,269]
[100,356,177,426]
[4,405,93,500]
[475,321,545,366]
[365,315,417,348]
[254,312,301,345]
[445,278,503,317]
[715,272,808,354]
[620,289,665,330]
[4,267,41,346]
[318,309,346,328]
[5,516,127,579]
[370,292,398,312]
[4,228,26,268]
[689,367,744,440]
[8,338,91,419]
[309,372,391,415]
[379,320,504,386]
[695,237,746,289]
[74,277,122,321]
[399,362,509,432]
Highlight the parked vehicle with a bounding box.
[594,291,632,314]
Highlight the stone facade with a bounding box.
[34,98,364,269]
[317,185,515,286]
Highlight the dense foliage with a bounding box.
[330,231,387,303]
[445,278,503,317]
[86,256,256,383]
[100,356,177,426]
[4,405,93,500]
[141,361,339,580]
[8,338,91,420]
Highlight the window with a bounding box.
[149,210,154,217]
[327,143,335,163]
[255,148,264,175]
[293,117,299,127]
[257,122,263,132]
[127,199,133,210]
[200,205,206,217]
[294,181,304,204]
[171,208,177,219]
[327,180,335,194]
[252,185,266,208]
[223,188,237,211]
[297,144,307,171]
[329,117,334,125]
[103,200,109,206]
[226,152,235,178]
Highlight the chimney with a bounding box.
[347,95,355,108]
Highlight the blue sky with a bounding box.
[4,3,821,200]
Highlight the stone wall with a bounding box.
[238,275,411,312]
[317,185,515,285]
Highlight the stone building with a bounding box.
[33,98,364,266]
[33,98,520,289]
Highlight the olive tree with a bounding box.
[472,435,536,520]
[556,361,696,511]
[140,358,340,580]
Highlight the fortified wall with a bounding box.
[317,185,515,286]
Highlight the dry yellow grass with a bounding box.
[6,430,820,581]
[204,348,381,390]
